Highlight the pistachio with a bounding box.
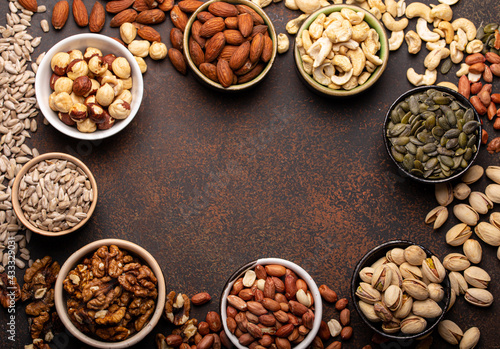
[359,267,374,283]
[438,319,463,345]
[399,262,423,280]
[373,301,393,322]
[461,164,484,184]
[404,245,427,266]
[400,315,427,334]
[463,266,490,288]
[485,165,500,184]
[421,256,446,283]
[485,184,500,203]
[459,327,480,349]
[386,248,406,265]
[382,318,401,334]
[371,264,393,292]
[447,289,457,312]
[402,278,429,300]
[412,298,443,319]
[453,204,479,226]
[464,288,494,307]
[358,301,381,322]
[355,282,381,304]
[453,182,471,200]
[448,271,468,295]
[435,182,453,206]
[443,253,470,271]
[383,285,403,311]
[474,222,500,246]
[463,239,482,264]
[446,223,473,246]
[386,263,403,287]
[424,205,448,229]
[428,283,445,302]
[468,191,493,214]
[393,293,413,319]
[491,212,500,230]
[370,256,388,269]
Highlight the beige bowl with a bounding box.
[54,239,166,348]
[11,152,98,237]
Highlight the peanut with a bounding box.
[488,102,497,121]
[335,298,348,311]
[470,96,487,115]
[458,75,470,99]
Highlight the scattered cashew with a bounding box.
[301,55,314,74]
[449,41,463,64]
[295,0,321,13]
[424,47,450,70]
[438,21,454,44]
[425,39,446,51]
[452,18,477,41]
[405,30,422,54]
[346,47,366,76]
[308,36,333,67]
[455,28,467,51]
[284,0,299,10]
[437,81,458,91]
[313,61,335,85]
[382,13,408,32]
[433,28,446,39]
[416,18,440,42]
[430,4,453,21]
[389,30,405,51]
[286,14,309,35]
[369,7,382,20]
[407,68,437,86]
[309,14,325,40]
[456,63,469,77]
[466,39,484,54]
[405,2,434,23]
[252,0,272,8]
[385,0,397,17]
[396,0,406,17]
[278,33,289,54]
[296,37,306,56]
[438,0,459,5]
[357,0,371,11]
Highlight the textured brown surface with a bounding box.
[1,0,500,348]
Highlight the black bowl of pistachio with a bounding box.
[351,240,451,341]
[384,86,481,184]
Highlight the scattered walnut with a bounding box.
[487,137,500,154]
[164,291,190,326]
[0,272,21,308]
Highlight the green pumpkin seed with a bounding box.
[484,23,499,34]
[458,132,468,148]
[406,142,417,154]
[391,147,404,162]
[439,155,455,168]
[392,136,410,146]
[463,121,480,134]
[425,157,439,170]
[434,96,451,104]
[464,148,473,161]
[446,138,459,149]
[440,58,453,75]
[423,143,437,153]
[403,154,415,171]
[444,129,460,138]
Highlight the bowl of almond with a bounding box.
[183,0,277,91]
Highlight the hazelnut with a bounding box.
[97,110,115,130]
[111,57,131,79]
[134,56,147,74]
[88,56,108,76]
[66,59,89,80]
[102,54,116,68]
[128,40,150,58]
[70,92,85,104]
[95,70,113,84]
[120,22,137,44]
[116,90,132,104]
[84,95,96,106]
[50,52,70,75]
[72,76,92,96]
[48,92,58,111]
[108,98,131,120]
[121,77,133,90]
[68,49,84,62]
[53,92,74,113]
[54,76,73,94]
[83,47,102,62]
[87,103,106,123]
[69,103,88,121]
[50,73,61,90]
[76,118,97,133]
[101,76,124,96]
[58,112,76,126]
[149,42,168,60]
[96,83,115,107]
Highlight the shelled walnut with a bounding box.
[0,272,21,308]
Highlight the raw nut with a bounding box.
[106,0,135,13]
[206,311,222,332]
[166,334,183,347]
[208,2,238,17]
[192,21,206,48]
[237,62,264,83]
[171,5,189,32]
[189,38,205,67]
[264,265,286,277]
[249,33,265,63]
[200,17,226,38]
[199,63,218,82]
[51,52,70,75]
[179,0,204,13]
[458,75,470,99]
[73,0,89,27]
[205,32,226,63]
[19,0,38,12]
[138,26,161,42]
[340,309,350,326]
[89,1,106,33]
[460,327,480,349]
[191,292,211,305]
[217,59,233,87]
[110,9,138,27]
[108,98,131,119]
[470,96,487,115]
[66,59,89,80]
[335,298,348,311]
[128,40,151,58]
[120,22,137,44]
[171,28,184,51]
[198,334,215,349]
[465,53,485,65]
[229,41,250,70]
[77,118,97,133]
[471,82,482,95]
[319,285,338,303]
[133,0,153,12]
[136,9,166,24]
[73,76,92,96]
[236,4,265,25]
[485,52,500,64]
[158,0,174,11]
[59,112,76,126]
[197,11,215,23]
[340,326,353,340]
[224,30,245,46]
[225,17,238,29]
[168,48,187,75]
[438,319,463,345]
[102,54,116,67]
[149,42,168,60]
[261,36,273,63]
[478,90,491,107]
[219,45,239,61]
[238,13,253,38]
[52,1,70,29]
[135,56,147,73]
[490,63,500,77]
[69,102,87,121]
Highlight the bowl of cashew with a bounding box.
[293,4,389,97]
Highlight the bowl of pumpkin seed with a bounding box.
[384,85,481,184]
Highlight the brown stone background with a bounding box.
[1,0,500,348]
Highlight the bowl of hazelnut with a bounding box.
[54,239,166,348]
[35,33,143,140]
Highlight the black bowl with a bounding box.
[384,85,481,184]
[351,240,451,341]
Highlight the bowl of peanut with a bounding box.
[220,258,322,349]
[183,0,277,91]
[35,33,143,140]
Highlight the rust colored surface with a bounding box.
[1,0,500,348]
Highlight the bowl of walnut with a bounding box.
[54,239,166,348]
[35,33,143,140]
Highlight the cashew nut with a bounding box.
[319,0,329,6]
[252,0,272,8]
[455,28,467,51]
[385,0,397,17]
[468,72,481,83]
[352,22,370,42]
[332,39,359,51]
[324,19,353,43]
[278,33,290,54]
[342,75,359,90]
[363,28,381,55]
[455,63,469,77]
[466,39,484,54]
[341,8,364,25]
[424,47,450,70]
[284,0,299,10]
[396,0,406,17]
[309,13,326,40]
[331,67,353,85]
[332,54,353,72]
[301,55,314,75]
[365,60,376,73]
[406,68,437,86]
[368,0,386,13]
[301,30,313,51]
[437,0,459,5]
[313,62,335,85]
[388,30,404,51]
[416,18,440,42]
[358,71,371,85]
[346,47,366,76]
[307,36,333,67]
[425,39,446,51]
[430,3,452,21]
[368,7,382,20]
[449,41,464,64]
[286,14,309,35]
[328,82,341,89]
[295,0,321,13]
[382,13,408,32]
[438,21,454,44]
[452,18,477,41]
[296,37,306,56]
[405,2,434,23]
[362,43,384,65]
[357,0,371,11]
[437,81,458,91]
[327,12,344,22]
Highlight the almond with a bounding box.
[136,9,166,24]
[229,41,250,70]
[52,0,70,29]
[138,26,161,42]
[238,13,253,38]
[200,17,226,38]
[158,0,174,11]
[106,0,134,13]
[200,63,218,82]
[89,1,105,33]
[133,0,152,12]
[168,48,187,75]
[204,32,226,62]
[223,30,244,45]
[189,37,205,67]
[261,35,273,63]
[458,75,470,99]
[234,59,255,75]
[251,24,269,38]
[110,9,137,27]
[192,20,206,48]
[73,0,89,27]
[225,16,238,29]
[218,45,238,61]
[170,5,188,32]
[19,0,38,12]
[179,0,204,13]
[217,59,233,87]
[170,28,184,50]
[197,11,215,23]
[236,4,264,25]
[208,2,238,17]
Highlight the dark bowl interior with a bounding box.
[350,240,451,341]
[383,85,481,184]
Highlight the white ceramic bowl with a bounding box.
[220,258,322,349]
[35,34,143,140]
[54,239,166,348]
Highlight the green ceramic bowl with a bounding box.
[294,4,389,97]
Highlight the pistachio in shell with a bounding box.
[428,283,445,302]
[393,293,413,319]
[490,212,500,230]
[474,221,500,246]
[386,263,403,288]
[400,315,427,335]
[463,239,482,264]
[463,266,490,289]
[399,262,423,280]
[404,245,427,266]
[448,271,468,295]
[402,278,429,301]
[412,298,443,319]
[355,282,381,304]
[446,223,473,246]
[383,284,403,312]
[421,256,446,283]
[453,204,479,226]
[485,184,500,204]
[373,301,393,322]
[435,182,454,206]
[485,165,500,184]
[359,267,374,283]
[453,182,471,200]
[386,248,406,265]
[371,264,393,292]
[370,256,388,270]
[468,191,493,214]
[464,288,493,307]
[382,318,401,334]
[459,327,480,349]
[461,164,484,184]
[438,319,463,345]
[358,301,380,322]
[425,205,449,229]
[447,289,457,312]
[443,253,471,271]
